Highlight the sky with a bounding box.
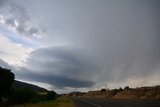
[0,0,160,93]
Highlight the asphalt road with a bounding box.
[71,97,160,107]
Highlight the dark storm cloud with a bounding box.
[16,68,94,88]
[14,46,97,88]
[35,0,160,87]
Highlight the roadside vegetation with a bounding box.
[80,87,124,98]
[68,85,160,100]
[13,97,74,107]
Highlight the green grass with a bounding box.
[13,97,74,107]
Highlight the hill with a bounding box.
[12,80,47,91]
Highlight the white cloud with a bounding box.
[0,32,32,66]
[0,15,5,24]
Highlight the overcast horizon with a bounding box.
[0,0,160,94]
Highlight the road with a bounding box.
[71,97,160,107]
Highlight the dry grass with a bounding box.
[13,97,74,107]
[81,85,160,100]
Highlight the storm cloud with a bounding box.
[34,0,160,88]
[16,69,94,88]
[14,46,97,88]
[0,0,160,92]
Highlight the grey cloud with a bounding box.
[27,27,38,36]
[0,1,40,38]
[0,59,12,69]
[35,0,160,87]
[9,2,30,22]
[8,2,41,37]
[5,18,16,27]
[0,59,16,76]
[16,24,25,34]
[15,46,97,88]
[14,0,160,89]
[16,68,94,88]
[16,25,39,37]
[0,0,8,7]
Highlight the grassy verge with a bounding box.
[13,97,74,107]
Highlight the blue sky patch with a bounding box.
[0,26,38,48]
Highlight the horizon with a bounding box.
[0,0,160,94]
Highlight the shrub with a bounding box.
[31,93,46,103]
[10,88,36,103]
[111,89,119,95]
[100,89,106,93]
[118,87,123,91]
[46,91,57,101]
[124,86,130,90]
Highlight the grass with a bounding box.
[13,97,74,107]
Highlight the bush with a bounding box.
[111,89,119,95]
[118,87,123,91]
[110,88,123,96]
[10,88,36,103]
[124,86,130,90]
[31,94,46,103]
[46,91,57,101]
[100,89,106,93]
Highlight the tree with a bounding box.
[100,88,106,94]
[118,87,123,91]
[0,67,14,101]
[124,86,129,90]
